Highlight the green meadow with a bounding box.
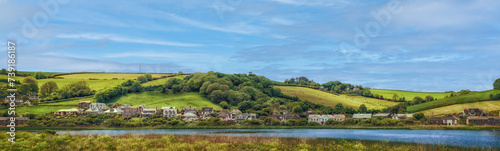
[407,89,500,113]
[276,86,397,110]
[370,89,452,100]
[110,91,222,110]
[419,101,500,116]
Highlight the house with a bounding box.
[201,107,214,115]
[392,114,413,120]
[138,104,148,112]
[270,113,301,122]
[332,114,346,121]
[162,107,178,118]
[28,94,39,101]
[141,108,157,117]
[373,113,392,118]
[318,86,325,91]
[467,116,500,126]
[303,110,316,115]
[25,100,32,106]
[230,109,242,119]
[78,101,91,108]
[0,117,29,126]
[85,107,104,114]
[120,105,139,117]
[54,108,79,116]
[427,116,460,126]
[234,113,257,123]
[353,113,372,119]
[181,112,198,121]
[89,103,109,110]
[104,108,123,115]
[216,110,232,121]
[460,108,486,116]
[308,114,334,124]
[182,106,197,114]
[5,97,24,105]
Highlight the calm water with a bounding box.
[56,129,500,148]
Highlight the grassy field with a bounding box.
[419,101,500,116]
[0,73,170,91]
[407,89,500,113]
[141,75,186,86]
[0,97,95,115]
[276,86,397,110]
[110,91,221,110]
[370,89,451,100]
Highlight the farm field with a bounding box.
[407,89,500,113]
[419,101,500,116]
[0,97,94,115]
[370,89,451,100]
[110,91,222,110]
[1,73,171,91]
[276,86,397,110]
[141,75,186,86]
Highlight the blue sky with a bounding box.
[1,0,500,92]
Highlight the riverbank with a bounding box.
[0,131,493,151]
[9,125,500,131]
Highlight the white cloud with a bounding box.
[57,33,202,47]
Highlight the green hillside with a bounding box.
[370,89,451,100]
[276,86,397,110]
[419,101,500,116]
[0,97,94,115]
[407,89,500,113]
[110,91,222,110]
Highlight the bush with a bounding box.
[241,119,262,126]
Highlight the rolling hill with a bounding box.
[407,89,500,113]
[370,89,451,100]
[276,86,397,110]
[109,91,222,110]
[419,101,500,116]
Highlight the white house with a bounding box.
[162,107,177,118]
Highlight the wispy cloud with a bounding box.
[57,33,202,47]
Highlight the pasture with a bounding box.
[370,89,451,100]
[110,91,222,110]
[419,101,500,116]
[407,89,500,113]
[276,86,397,110]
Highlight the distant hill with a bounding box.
[407,89,500,113]
[419,101,500,116]
[276,86,397,110]
[370,89,451,100]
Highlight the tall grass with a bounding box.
[0,131,494,151]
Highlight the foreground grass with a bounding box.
[407,89,500,113]
[276,86,397,110]
[419,101,500,116]
[370,89,452,100]
[110,91,222,110]
[0,131,492,151]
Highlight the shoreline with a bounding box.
[6,125,500,131]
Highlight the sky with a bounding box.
[1,0,499,92]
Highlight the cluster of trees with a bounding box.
[137,73,153,83]
[494,78,500,90]
[283,77,321,88]
[321,81,373,97]
[95,80,144,103]
[35,72,48,79]
[491,93,500,100]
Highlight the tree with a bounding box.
[209,90,226,103]
[412,96,424,104]
[35,72,47,79]
[425,95,434,102]
[494,78,500,90]
[392,94,399,101]
[292,105,303,114]
[22,77,39,94]
[413,113,426,121]
[334,103,344,114]
[238,101,253,112]
[137,76,147,83]
[58,81,93,99]
[263,117,280,126]
[40,81,58,97]
[144,73,153,81]
[219,101,229,109]
[358,104,367,113]
[241,119,262,126]
[130,81,143,92]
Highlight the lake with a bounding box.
[56,129,500,148]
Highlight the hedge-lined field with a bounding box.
[110,91,222,110]
[370,89,451,100]
[408,89,500,113]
